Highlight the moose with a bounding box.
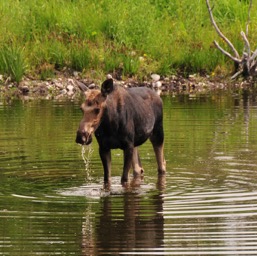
[76,78,166,183]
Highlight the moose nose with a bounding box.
[75,131,92,145]
[76,130,86,145]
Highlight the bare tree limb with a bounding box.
[241,31,251,71]
[241,32,251,57]
[206,0,257,80]
[250,61,257,71]
[231,69,243,80]
[206,0,240,59]
[214,41,241,63]
[246,0,252,36]
[250,48,257,62]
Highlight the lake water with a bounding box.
[1,93,257,255]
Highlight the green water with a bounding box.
[1,94,257,255]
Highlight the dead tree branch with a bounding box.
[206,0,240,59]
[246,0,252,36]
[206,0,257,79]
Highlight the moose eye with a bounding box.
[94,108,100,115]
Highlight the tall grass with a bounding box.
[0,45,27,83]
[0,0,255,82]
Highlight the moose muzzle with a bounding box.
[75,131,93,145]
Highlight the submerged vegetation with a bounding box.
[0,0,255,83]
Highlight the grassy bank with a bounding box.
[0,0,255,83]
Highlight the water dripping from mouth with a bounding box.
[81,145,94,181]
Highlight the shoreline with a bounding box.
[0,73,255,101]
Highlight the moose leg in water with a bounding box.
[132,147,144,177]
[121,146,134,183]
[150,121,166,174]
[99,147,111,183]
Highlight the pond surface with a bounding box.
[1,93,257,255]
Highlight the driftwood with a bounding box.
[206,0,256,79]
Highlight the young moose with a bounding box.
[76,78,166,183]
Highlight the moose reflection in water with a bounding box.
[81,176,166,255]
[76,78,166,183]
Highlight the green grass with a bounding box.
[0,0,255,83]
[0,45,27,83]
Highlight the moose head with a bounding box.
[75,79,114,145]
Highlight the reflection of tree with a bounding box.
[89,177,165,255]
[242,91,250,147]
[207,95,252,158]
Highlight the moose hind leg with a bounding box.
[132,147,144,177]
[121,146,134,183]
[153,143,166,174]
[150,127,166,175]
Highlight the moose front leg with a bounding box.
[121,146,134,183]
[132,147,144,177]
[99,147,111,183]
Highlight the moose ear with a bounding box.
[101,78,114,96]
[77,81,88,92]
